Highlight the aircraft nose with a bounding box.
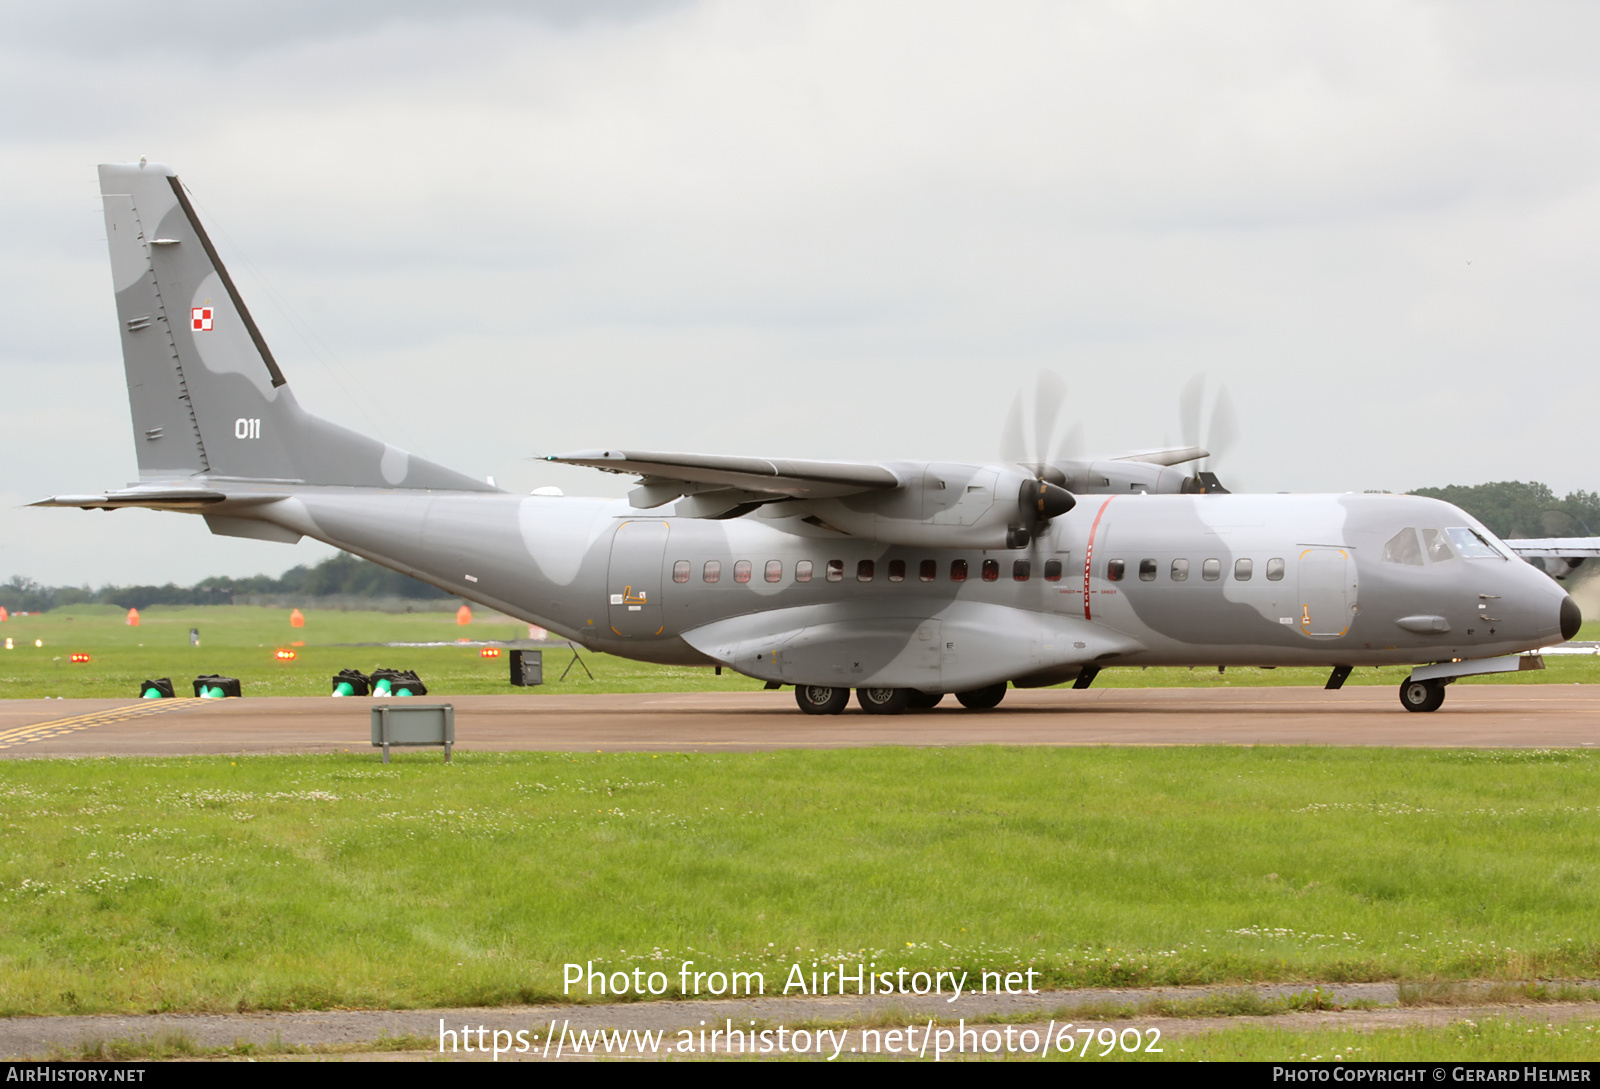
[1561,595,1583,642]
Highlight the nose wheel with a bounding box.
[1399,677,1446,713]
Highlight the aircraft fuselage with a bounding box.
[242,488,1571,690]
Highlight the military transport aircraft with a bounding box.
[35,161,1587,716]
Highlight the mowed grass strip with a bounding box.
[0,746,1597,1016]
[4,604,1600,698]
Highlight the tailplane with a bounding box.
[97,161,491,492]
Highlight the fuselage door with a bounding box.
[607,520,669,638]
[1297,547,1357,638]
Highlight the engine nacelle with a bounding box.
[1047,459,1212,495]
[796,463,1075,549]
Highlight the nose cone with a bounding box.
[1561,595,1583,641]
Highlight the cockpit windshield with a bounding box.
[1383,526,1504,564]
[1446,527,1501,559]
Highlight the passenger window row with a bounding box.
[670,557,1069,584]
[1105,556,1285,583]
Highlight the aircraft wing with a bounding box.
[1105,446,1209,466]
[1505,538,1600,558]
[545,449,902,512]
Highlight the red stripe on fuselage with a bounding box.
[1083,496,1116,621]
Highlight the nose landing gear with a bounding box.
[1399,677,1447,713]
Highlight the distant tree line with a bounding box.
[1,553,453,613]
[1407,481,1600,540]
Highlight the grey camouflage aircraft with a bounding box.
[36,162,1588,715]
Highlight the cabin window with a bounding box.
[888,559,906,582]
[734,560,752,583]
[672,560,690,583]
[1044,559,1062,581]
[951,559,968,582]
[1138,558,1157,582]
[1265,557,1284,581]
[1107,559,1125,582]
[1234,557,1253,581]
[1013,559,1031,581]
[919,559,937,582]
[765,560,783,583]
[826,559,844,582]
[795,560,813,583]
[982,559,1000,581]
[1171,558,1189,581]
[857,559,875,582]
[1202,558,1221,581]
[703,560,721,584]
[1383,528,1423,566]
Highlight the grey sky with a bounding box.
[5,1,1600,586]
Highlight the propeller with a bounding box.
[1001,370,1079,547]
[1177,374,1237,494]
[1001,369,1084,482]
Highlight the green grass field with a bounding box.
[2,604,1598,699]
[1,746,1597,1017]
[4,604,1599,1066]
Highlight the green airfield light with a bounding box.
[139,678,175,699]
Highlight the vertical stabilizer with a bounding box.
[99,161,492,491]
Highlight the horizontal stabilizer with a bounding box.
[31,487,233,510]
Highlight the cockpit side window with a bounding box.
[1421,528,1455,563]
[1383,528,1423,566]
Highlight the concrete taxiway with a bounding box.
[0,685,1595,757]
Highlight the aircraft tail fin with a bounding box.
[98,161,492,492]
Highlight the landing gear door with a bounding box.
[607,520,669,638]
[1297,547,1357,638]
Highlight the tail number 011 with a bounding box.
[235,418,261,439]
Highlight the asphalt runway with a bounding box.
[0,684,1595,757]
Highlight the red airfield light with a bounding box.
[70,652,91,663]
[479,646,501,659]
[275,648,297,661]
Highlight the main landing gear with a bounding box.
[795,685,850,715]
[791,685,1005,715]
[856,687,911,715]
[1398,676,1447,713]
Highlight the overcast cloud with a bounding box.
[5,1,1600,586]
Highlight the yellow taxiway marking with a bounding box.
[0,700,198,751]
